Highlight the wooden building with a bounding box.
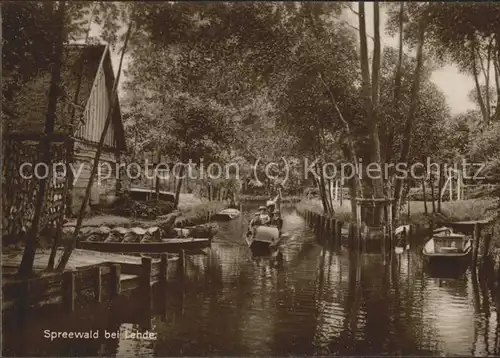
[2,44,126,238]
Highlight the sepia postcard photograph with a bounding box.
[2,1,500,356]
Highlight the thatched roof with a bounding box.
[4,44,125,150]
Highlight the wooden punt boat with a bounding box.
[77,237,212,253]
[394,224,411,254]
[213,208,241,221]
[245,225,282,255]
[422,226,472,266]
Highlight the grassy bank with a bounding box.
[240,194,302,203]
[295,198,353,223]
[176,199,227,227]
[296,197,497,227]
[401,198,496,228]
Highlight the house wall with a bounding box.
[74,56,116,147]
[70,140,121,215]
[68,48,125,215]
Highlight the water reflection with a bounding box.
[3,204,499,357]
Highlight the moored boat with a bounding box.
[77,237,212,253]
[394,224,411,254]
[71,223,217,253]
[213,208,241,221]
[422,227,472,267]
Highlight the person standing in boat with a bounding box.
[266,200,275,217]
[271,208,283,231]
[248,206,271,237]
[249,206,270,227]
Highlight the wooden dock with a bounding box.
[441,218,496,268]
[2,248,181,314]
[442,218,494,234]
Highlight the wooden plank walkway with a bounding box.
[2,248,148,271]
[2,248,180,314]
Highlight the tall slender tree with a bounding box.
[18,1,67,276]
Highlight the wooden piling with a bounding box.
[95,266,102,303]
[180,249,186,274]
[336,220,343,246]
[329,218,336,245]
[382,226,387,256]
[483,232,492,260]
[323,216,329,237]
[111,264,121,297]
[160,253,168,282]
[323,216,327,239]
[141,257,152,288]
[472,223,480,268]
[141,257,152,307]
[63,270,75,312]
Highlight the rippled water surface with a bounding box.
[3,205,500,356]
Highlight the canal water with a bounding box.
[3,204,500,356]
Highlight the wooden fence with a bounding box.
[2,135,70,240]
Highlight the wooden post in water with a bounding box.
[330,218,336,246]
[472,223,480,268]
[387,201,393,250]
[95,266,102,303]
[382,226,387,263]
[347,223,353,250]
[142,257,152,289]
[142,257,152,307]
[111,264,121,298]
[63,270,75,312]
[336,221,343,247]
[323,216,329,238]
[179,249,186,275]
[160,253,168,283]
[483,231,492,262]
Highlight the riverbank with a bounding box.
[3,194,227,251]
[295,198,352,223]
[296,197,497,229]
[240,194,301,203]
[176,198,228,227]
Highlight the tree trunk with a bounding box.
[174,149,186,208]
[359,2,384,217]
[48,6,96,270]
[318,75,363,200]
[422,178,428,215]
[19,1,66,276]
[393,17,426,219]
[430,173,436,213]
[340,179,343,206]
[493,47,500,121]
[47,140,72,270]
[437,163,444,213]
[471,37,489,122]
[385,2,405,165]
[56,20,132,272]
[317,161,333,215]
[174,164,185,208]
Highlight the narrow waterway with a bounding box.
[3,204,500,356]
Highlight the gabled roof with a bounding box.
[4,44,126,150]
